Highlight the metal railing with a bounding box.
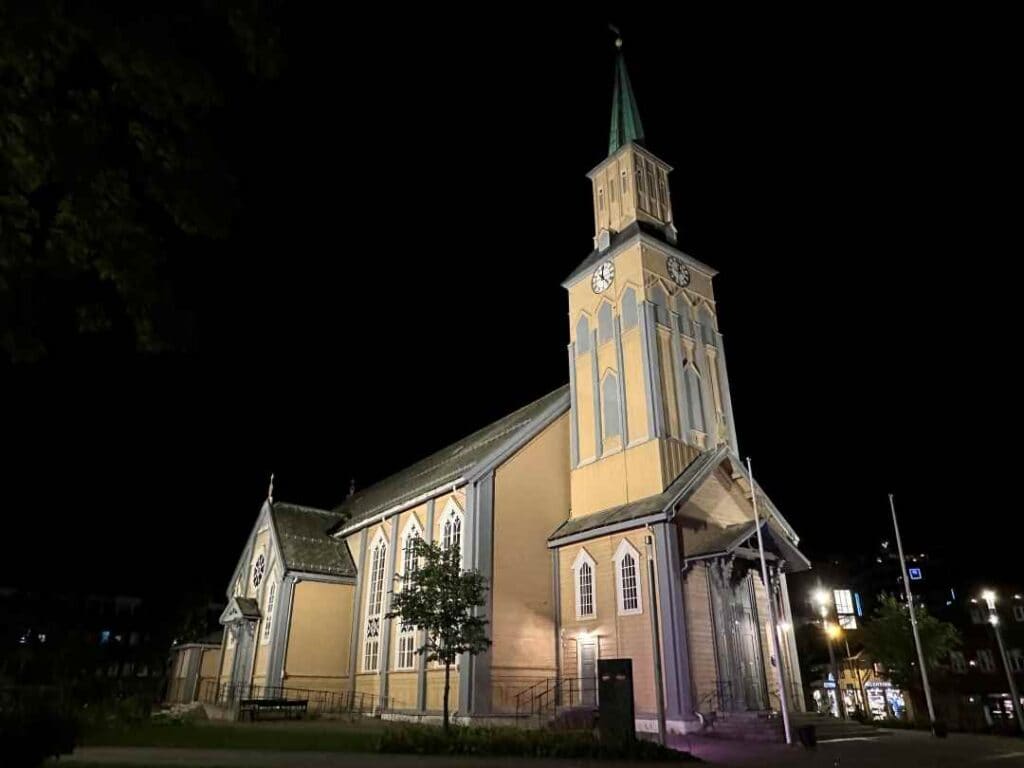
[695,679,733,715]
[198,680,393,716]
[513,677,588,721]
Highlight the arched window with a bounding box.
[400,518,423,586]
[602,373,621,440]
[440,499,464,567]
[572,549,597,620]
[614,540,643,616]
[597,302,613,345]
[649,284,670,326]
[684,364,706,434]
[621,287,638,330]
[576,315,591,355]
[676,296,693,337]
[363,533,387,672]
[698,305,717,347]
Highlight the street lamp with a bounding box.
[813,589,846,719]
[981,590,1024,733]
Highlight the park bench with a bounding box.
[238,696,308,721]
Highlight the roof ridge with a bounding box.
[273,501,343,518]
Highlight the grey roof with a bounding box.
[234,597,260,619]
[331,386,570,534]
[270,502,355,578]
[548,446,727,542]
[682,519,811,572]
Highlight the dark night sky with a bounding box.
[2,9,1020,599]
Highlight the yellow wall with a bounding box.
[683,564,718,712]
[283,580,353,695]
[557,529,657,715]
[490,413,571,712]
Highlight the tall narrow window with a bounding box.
[621,288,638,330]
[400,519,422,587]
[576,316,591,354]
[597,302,613,344]
[440,500,464,567]
[620,169,627,197]
[676,297,692,337]
[598,187,605,210]
[698,305,717,347]
[261,581,276,644]
[363,535,387,672]
[572,549,597,620]
[396,631,416,670]
[684,365,706,434]
[602,373,621,440]
[614,540,642,616]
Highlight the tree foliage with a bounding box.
[861,594,960,692]
[386,538,491,732]
[0,1,281,361]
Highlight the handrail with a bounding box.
[512,677,588,720]
[197,680,393,717]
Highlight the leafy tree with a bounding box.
[386,538,491,733]
[861,594,960,712]
[0,1,281,362]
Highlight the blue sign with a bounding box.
[909,568,923,581]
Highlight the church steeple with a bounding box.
[607,38,645,156]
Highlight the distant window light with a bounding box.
[100,630,111,646]
[978,649,996,673]
[834,590,854,615]
[838,615,857,630]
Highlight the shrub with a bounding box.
[0,709,77,768]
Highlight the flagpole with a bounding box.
[889,493,937,728]
[747,457,792,745]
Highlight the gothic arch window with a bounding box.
[576,315,591,355]
[649,283,670,326]
[621,287,638,330]
[363,531,388,672]
[676,295,693,337]
[684,364,706,434]
[572,548,597,620]
[440,499,464,567]
[602,372,621,440]
[261,575,277,644]
[698,305,717,347]
[614,540,643,616]
[400,517,423,586]
[597,302,614,345]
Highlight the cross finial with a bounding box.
[608,23,622,48]
[268,473,274,503]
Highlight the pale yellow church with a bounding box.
[212,45,810,734]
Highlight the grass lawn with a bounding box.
[81,719,384,752]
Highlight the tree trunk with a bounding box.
[443,661,451,734]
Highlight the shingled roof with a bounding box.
[331,386,570,534]
[269,502,355,578]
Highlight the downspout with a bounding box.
[644,524,667,745]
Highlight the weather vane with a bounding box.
[268,472,274,503]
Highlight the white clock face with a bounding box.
[667,256,690,287]
[591,261,615,294]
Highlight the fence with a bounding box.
[197,680,393,716]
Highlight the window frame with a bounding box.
[261,576,277,645]
[572,548,597,621]
[439,498,465,567]
[363,531,388,672]
[613,539,643,616]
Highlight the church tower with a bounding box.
[564,39,740,519]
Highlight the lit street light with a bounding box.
[813,589,846,719]
[981,590,1024,733]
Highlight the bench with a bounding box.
[238,697,308,721]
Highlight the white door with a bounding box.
[579,641,598,707]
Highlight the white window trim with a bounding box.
[399,515,424,585]
[395,631,416,671]
[572,548,597,621]
[362,530,388,673]
[439,498,465,567]
[613,539,643,616]
[260,572,277,645]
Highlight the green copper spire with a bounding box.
[607,37,645,156]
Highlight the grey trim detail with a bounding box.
[642,302,667,438]
[568,344,580,467]
[715,332,739,454]
[284,570,354,585]
[378,518,400,702]
[637,301,658,440]
[267,574,296,686]
[669,310,690,440]
[562,228,717,290]
[417,499,436,712]
[347,528,369,682]
[590,329,603,458]
[458,482,478,712]
[651,522,695,723]
[469,472,495,714]
[613,315,629,444]
[547,512,668,549]
[552,549,562,701]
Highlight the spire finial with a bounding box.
[268,473,274,503]
[607,27,644,156]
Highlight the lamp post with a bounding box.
[982,590,1024,733]
[813,589,846,719]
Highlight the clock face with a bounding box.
[667,256,690,287]
[591,261,615,294]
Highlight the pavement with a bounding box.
[55,730,1024,767]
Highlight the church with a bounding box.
[212,42,810,735]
